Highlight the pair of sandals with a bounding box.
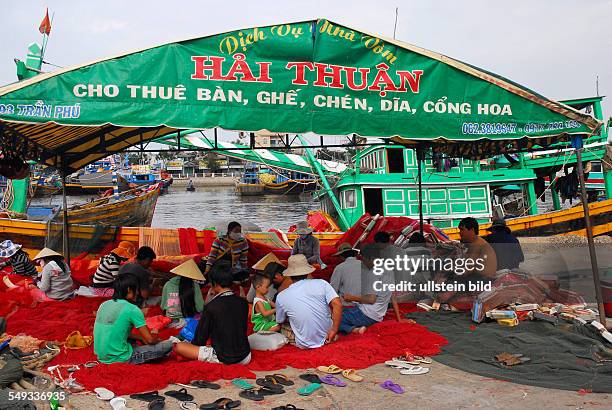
[239,374,295,401]
[128,391,166,409]
[385,354,432,375]
[315,365,364,382]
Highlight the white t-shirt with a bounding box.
[359,266,395,323]
[275,279,339,349]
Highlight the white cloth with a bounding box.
[197,346,251,364]
[359,266,395,323]
[329,257,362,306]
[275,279,339,349]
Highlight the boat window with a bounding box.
[363,188,384,216]
[590,161,602,173]
[387,149,405,173]
[342,189,356,208]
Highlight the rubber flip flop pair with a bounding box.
[380,379,405,394]
[164,388,194,401]
[130,391,165,403]
[262,374,294,386]
[297,383,322,396]
[256,377,285,392]
[239,386,284,401]
[400,353,433,364]
[199,398,241,409]
[399,366,430,375]
[319,375,346,387]
[272,405,304,410]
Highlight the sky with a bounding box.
[1,0,611,124]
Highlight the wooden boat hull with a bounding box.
[262,180,318,195]
[442,198,612,240]
[235,183,264,196]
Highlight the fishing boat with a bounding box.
[0,184,161,250]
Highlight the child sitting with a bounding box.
[251,274,280,332]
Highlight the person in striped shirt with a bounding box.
[0,240,37,277]
[205,222,249,282]
[91,241,136,297]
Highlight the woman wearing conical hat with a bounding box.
[161,259,205,328]
[28,248,74,302]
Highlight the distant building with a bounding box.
[254,131,304,155]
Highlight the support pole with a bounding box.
[61,162,70,265]
[526,181,538,216]
[604,169,612,200]
[549,173,561,211]
[416,147,424,235]
[574,140,606,325]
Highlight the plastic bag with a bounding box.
[248,332,287,351]
[179,317,199,342]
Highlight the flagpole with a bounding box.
[41,11,54,62]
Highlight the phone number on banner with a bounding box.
[462,122,518,135]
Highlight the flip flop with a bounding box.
[94,387,115,401]
[299,373,322,384]
[399,366,430,375]
[316,364,343,374]
[296,383,322,396]
[393,355,420,365]
[110,397,128,410]
[259,386,286,396]
[148,398,166,410]
[320,375,347,387]
[341,369,364,382]
[164,388,194,401]
[238,389,265,402]
[413,355,433,364]
[199,398,241,409]
[256,377,285,392]
[130,391,164,403]
[380,379,405,394]
[191,380,221,390]
[180,402,199,410]
[385,360,416,369]
[272,406,304,410]
[231,378,254,390]
[269,373,295,386]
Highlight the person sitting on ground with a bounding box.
[403,232,433,301]
[94,274,173,364]
[29,248,74,302]
[340,244,410,335]
[246,253,289,303]
[118,246,156,306]
[205,221,249,283]
[484,219,524,270]
[174,261,252,364]
[291,221,324,267]
[329,243,361,307]
[251,274,280,332]
[275,254,342,349]
[161,259,204,328]
[458,217,497,279]
[91,241,136,297]
[0,240,37,277]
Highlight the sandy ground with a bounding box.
[22,236,612,409]
[63,363,612,410]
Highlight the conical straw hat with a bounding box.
[33,247,63,260]
[252,252,284,271]
[170,258,204,281]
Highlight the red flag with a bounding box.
[39,9,51,35]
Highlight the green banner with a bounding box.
[0,19,599,141]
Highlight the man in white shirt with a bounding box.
[341,244,411,334]
[329,243,361,307]
[275,254,343,349]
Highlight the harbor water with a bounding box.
[31,186,320,232]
